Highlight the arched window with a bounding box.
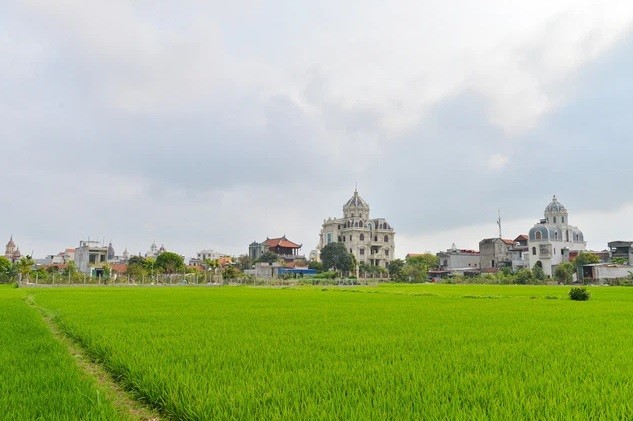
[532,247,536,255]
[355,221,358,227]
[566,230,569,242]
[360,234,365,241]
[535,231,542,240]
[562,217,565,223]
[553,216,557,223]
[385,249,389,256]
[359,221,363,227]
[384,235,389,242]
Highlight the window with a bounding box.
[385,249,389,256]
[360,234,365,241]
[562,217,565,223]
[327,233,332,244]
[360,248,365,255]
[384,235,389,242]
[566,230,569,242]
[338,236,341,242]
[532,247,536,255]
[350,249,352,253]
[535,231,542,240]
[553,216,557,223]
[554,231,558,240]
[349,235,354,242]
[374,236,378,241]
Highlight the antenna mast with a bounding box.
[497,209,502,239]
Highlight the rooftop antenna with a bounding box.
[497,209,502,239]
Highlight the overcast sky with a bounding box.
[2,1,633,260]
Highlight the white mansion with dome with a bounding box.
[317,189,395,269]
[528,195,586,277]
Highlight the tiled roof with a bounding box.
[264,236,302,249]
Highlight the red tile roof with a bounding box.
[264,236,302,249]
[514,235,528,242]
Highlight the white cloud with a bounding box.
[486,154,509,171]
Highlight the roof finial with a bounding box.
[355,182,358,193]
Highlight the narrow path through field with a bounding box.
[25,295,162,421]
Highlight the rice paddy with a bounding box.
[5,284,633,419]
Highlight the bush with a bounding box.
[569,286,590,301]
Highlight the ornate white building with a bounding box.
[528,195,586,277]
[317,189,395,269]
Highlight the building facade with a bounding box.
[528,195,586,277]
[317,189,395,269]
[75,240,109,276]
[479,238,514,270]
[437,244,479,270]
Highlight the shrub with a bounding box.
[569,286,590,301]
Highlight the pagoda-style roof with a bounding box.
[263,236,302,249]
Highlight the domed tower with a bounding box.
[343,189,370,220]
[544,195,568,225]
[5,235,16,259]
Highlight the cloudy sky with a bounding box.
[2,0,633,260]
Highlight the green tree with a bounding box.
[155,252,185,274]
[0,256,13,283]
[387,259,405,280]
[257,251,279,264]
[320,242,354,274]
[401,263,428,283]
[573,252,601,266]
[308,261,323,272]
[532,263,545,281]
[235,254,254,270]
[515,268,535,285]
[554,261,574,284]
[126,258,148,280]
[406,253,439,269]
[16,256,34,281]
[222,265,240,280]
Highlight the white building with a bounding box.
[528,195,586,277]
[437,244,479,270]
[75,240,108,276]
[317,189,395,269]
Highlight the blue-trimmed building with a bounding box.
[527,195,586,277]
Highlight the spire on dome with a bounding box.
[545,195,567,214]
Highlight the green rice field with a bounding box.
[4,284,633,419]
[0,287,120,420]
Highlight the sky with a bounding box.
[2,0,633,260]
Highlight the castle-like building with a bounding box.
[528,195,586,277]
[317,189,395,269]
[5,235,21,262]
